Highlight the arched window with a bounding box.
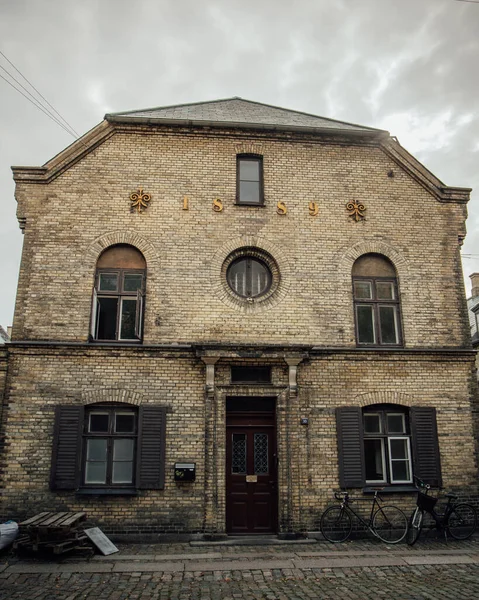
[352,254,402,346]
[91,245,146,341]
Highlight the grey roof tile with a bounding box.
[107,97,386,135]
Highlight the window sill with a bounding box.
[363,485,416,494]
[76,488,138,496]
[234,201,265,207]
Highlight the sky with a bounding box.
[0,0,478,330]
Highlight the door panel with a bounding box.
[226,410,277,534]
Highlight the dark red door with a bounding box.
[226,409,277,534]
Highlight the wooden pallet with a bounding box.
[15,512,93,556]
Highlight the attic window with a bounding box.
[236,155,264,205]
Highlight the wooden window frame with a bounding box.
[336,406,441,490]
[50,404,167,493]
[353,276,402,347]
[81,405,138,489]
[363,408,412,485]
[91,268,145,342]
[236,154,264,206]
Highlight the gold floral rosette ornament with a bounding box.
[130,188,151,213]
[346,200,366,221]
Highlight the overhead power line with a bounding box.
[0,49,80,139]
[0,65,78,138]
[0,73,77,138]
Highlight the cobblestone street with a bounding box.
[2,538,479,599]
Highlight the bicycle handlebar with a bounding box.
[334,491,351,503]
[413,475,431,490]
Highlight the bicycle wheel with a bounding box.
[406,508,423,546]
[447,503,477,540]
[372,505,408,543]
[320,505,352,543]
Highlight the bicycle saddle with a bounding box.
[445,493,458,499]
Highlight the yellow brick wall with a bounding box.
[1,347,477,533]
[3,123,476,535]
[12,126,470,348]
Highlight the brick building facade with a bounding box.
[1,98,477,538]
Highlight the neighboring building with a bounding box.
[467,273,479,378]
[1,98,477,538]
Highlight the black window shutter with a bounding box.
[137,406,166,490]
[50,405,83,490]
[410,407,442,488]
[336,407,365,488]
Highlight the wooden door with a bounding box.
[226,408,277,534]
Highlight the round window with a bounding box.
[226,256,272,298]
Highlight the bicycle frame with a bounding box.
[407,475,476,544]
[339,491,387,538]
[415,494,455,531]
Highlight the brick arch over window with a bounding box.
[81,388,143,406]
[337,240,409,282]
[86,231,159,272]
[355,391,414,408]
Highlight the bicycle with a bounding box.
[320,490,408,544]
[406,476,477,545]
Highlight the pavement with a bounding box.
[2,536,479,599]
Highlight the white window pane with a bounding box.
[112,461,133,484]
[390,438,407,460]
[85,461,107,484]
[240,160,260,181]
[113,439,134,461]
[388,437,412,483]
[239,180,260,202]
[391,460,410,482]
[86,438,107,460]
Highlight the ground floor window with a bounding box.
[83,407,137,487]
[336,405,441,489]
[50,403,166,493]
[363,409,412,484]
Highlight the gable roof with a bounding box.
[106,97,387,137]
